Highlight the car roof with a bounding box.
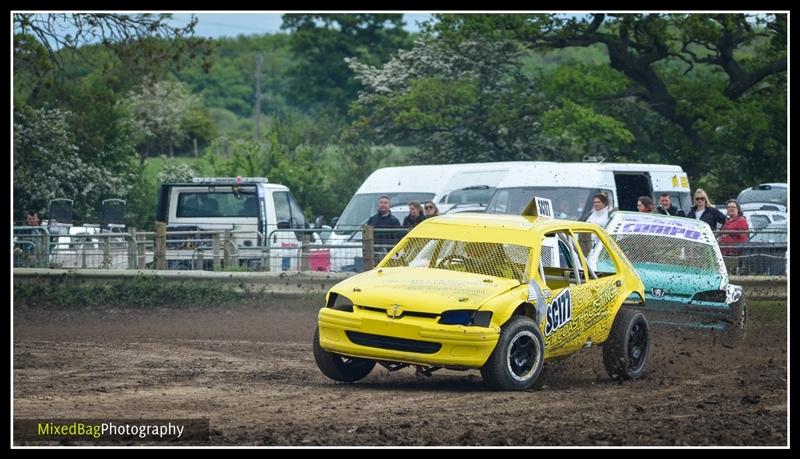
[409,213,600,247]
[743,183,787,189]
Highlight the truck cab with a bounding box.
[155,177,310,270]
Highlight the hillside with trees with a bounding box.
[13,13,786,228]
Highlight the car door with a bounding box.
[536,229,596,358]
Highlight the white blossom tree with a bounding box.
[14,106,135,221]
[121,78,201,164]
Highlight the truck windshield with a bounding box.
[176,191,259,218]
[486,187,596,220]
[335,192,435,236]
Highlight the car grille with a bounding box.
[357,306,439,320]
[346,331,442,354]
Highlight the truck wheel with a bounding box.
[721,294,748,349]
[603,309,650,381]
[313,328,375,382]
[481,316,544,391]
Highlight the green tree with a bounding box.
[13,13,211,78]
[120,78,205,164]
[349,35,567,163]
[430,13,787,193]
[281,14,411,116]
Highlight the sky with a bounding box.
[168,13,434,37]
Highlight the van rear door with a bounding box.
[613,172,653,211]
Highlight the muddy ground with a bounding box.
[13,299,787,446]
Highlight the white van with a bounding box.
[485,162,692,219]
[328,162,518,271]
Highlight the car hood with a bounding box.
[632,262,724,296]
[331,267,521,314]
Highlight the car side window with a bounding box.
[571,230,616,281]
[541,231,583,290]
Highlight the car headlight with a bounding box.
[327,292,354,312]
[439,310,492,326]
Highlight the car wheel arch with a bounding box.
[493,302,537,330]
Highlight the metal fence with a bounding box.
[13,223,787,276]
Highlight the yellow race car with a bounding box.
[314,198,649,390]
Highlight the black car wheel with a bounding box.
[481,316,544,391]
[721,294,748,349]
[313,328,375,383]
[603,308,650,381]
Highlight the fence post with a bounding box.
[300,234,310,272]
[362,224,374,271]
[155,222,167,270]
[128,228,137,270]
[213,233,221,271]
[102,236,111,268]
[37,232,48,268]
[223,230,232,270]
[137,233,146,269]
[196,249,204,270]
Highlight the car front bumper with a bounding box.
[317,307,500,368]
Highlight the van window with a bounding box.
[442,186,495,204]
[486,187,595,220]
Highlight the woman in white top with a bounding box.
[586,192,610,228]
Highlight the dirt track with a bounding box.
[13,300,787,446]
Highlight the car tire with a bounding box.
[313,328,375,382]
[602,308,650,381]
[721,294,748,349]
[480,316,544,391]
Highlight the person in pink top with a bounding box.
[719,199,749,256]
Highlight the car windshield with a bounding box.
[486,187,594,220]
[738,186,787,207]
[381,237,530,283]
[335,193,435,236]
[595,233,720,274]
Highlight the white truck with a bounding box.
[156,177,318,271]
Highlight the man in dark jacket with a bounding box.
[656,194,686,217]
[685,189,726,230]
[366,195,402,250]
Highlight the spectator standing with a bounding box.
[25,210,41,226]
[586,193,611,228]
[686,189,727,230]
[655,194,686,217]
[719,199,749,257]
[423,201,439,218]
[366,195,402,253]
[403,201,426,229]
